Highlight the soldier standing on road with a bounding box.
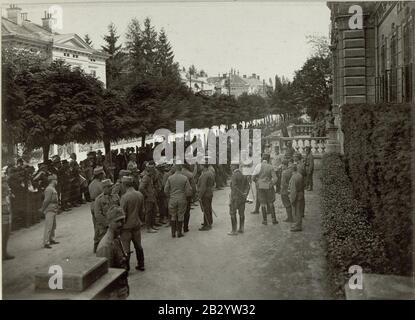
[94,179,120,248]
[304,146,314,191]
[252,154,278,226]
[280,159,293,222]
[228,163,249,235]
[89,166,105,253]
[112,170,131,198]
[139,162,159,233]
[96,206,129,299]
[39,174,60,249]
[181,163,197,233]
[289,164,305,232]
[164,164,193,238]
[197,164,215,231]
[293,153,306,218]
[120,176,145,272]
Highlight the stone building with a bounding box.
[328,1,415,105]
[2,5,108,86]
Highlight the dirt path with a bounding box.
[2,171,331,299]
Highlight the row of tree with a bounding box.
[268,35,332,122]
[2,17,271,162]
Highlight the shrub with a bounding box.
[320,153,388,296]
[341,103,412,275]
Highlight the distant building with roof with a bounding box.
[2,5,108,86]
[206,70,272,98]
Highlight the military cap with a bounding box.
[107,206,125,223]
[48,174,58,181]
[52,155,61,163]
[102,179,113,187]
[61,159,69,164]
[93,167,104,175]
[121,176,133,183]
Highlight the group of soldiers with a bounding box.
[2,135,315,299]
[246,142,314,232]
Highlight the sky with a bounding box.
[2,1,331,82]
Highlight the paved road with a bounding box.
[2,171,331,299]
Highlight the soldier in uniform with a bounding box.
[293,153,306,218]
[69,153,82,207]
[59,160,72,211]
[120,176,145,271]
[280,159,293,222]
[96,206,129,299]
[94,179,120,248]
[181,164,197,233]
[228,163,249,235]
[164,164,193,238]
[139,162,159,233]
[39,174,60,249]
[156,164,169,225]
[2,176,14,260]
[304,146,315,191]
[89,166,105,253]
[112,169,131,198]
[284,141,296,161]
[289,164,305,232]
[197,164,215,231]
[252,154,278,225]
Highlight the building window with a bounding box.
[403,21,413,102]
[390,34,398,102]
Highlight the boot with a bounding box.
[177,221,184,238]
[238,215,245,233]
[269,204,278,225]
[228,216,238,235]
[171,220,176,238]
[283,206,293,222]
[261,207,268,225]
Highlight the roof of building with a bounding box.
[1,16,107,57]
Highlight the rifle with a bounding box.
[198,197,217,218]
[116,236,133,271]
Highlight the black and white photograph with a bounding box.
[1,0,414,306]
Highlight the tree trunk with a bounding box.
[141,133,146,147]
[42,144,50,162]
[104,139,111,159]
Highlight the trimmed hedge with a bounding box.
[341,103,412,275]
[321,153,388,296]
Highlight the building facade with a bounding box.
[328,1,415,106]
[2,5,107,86]
[206,71,271,98]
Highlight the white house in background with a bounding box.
[180,70,215,95]
[2,5,108,86]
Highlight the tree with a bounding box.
[101,89,143,155]
[102,23,125,90]
[291,35,332,121]
[141,17,158,76]
[292,55,332,121]
[84,34,93,47]
[2,47,48,160]
[267,75,299,123]
[15,60,104,161]
[155,28,178,79]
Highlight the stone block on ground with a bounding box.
[35,257,109,292]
